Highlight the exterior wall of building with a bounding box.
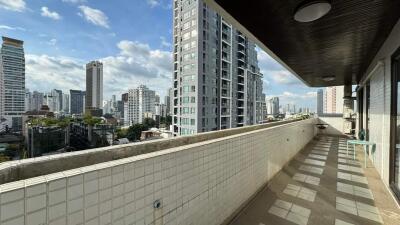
[0,118,316,225]
[317,89,323,115]
[31,91,44,111]
[85,61,103,110]
[358,19,400,185]
[0,37,25,131]
[172,0,263,136]
[125,85,156,126]
[70,90,85,115]
[0,56,3,132]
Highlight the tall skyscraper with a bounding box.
[0,37,25,131]
[317,89,323,115]
[0,51,4,131]
[85,61,103,113]
[25,89,32,112]
[124,85,156,126]
[31,91,44,111]
[324,86,344,114]
[164,88,172,116]
[272,97,279,116]
[62,93,70,113]
[172,1,264,136]
[70,90,85,115]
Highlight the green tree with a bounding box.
[83,114,103,126]
[142,118,156,129]
[126,124,147,141]
[116,128,128,139]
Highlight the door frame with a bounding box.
[390,46,400,200]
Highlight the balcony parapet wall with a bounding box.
[0,118,317,225]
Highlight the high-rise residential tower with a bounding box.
[0,37,25,131]
[164,88,172,116]
[31,91,44,111]
[317,89,323,115]
[124,85,156,126]
[324,86,344,114]
[172,0,264,136]
[85,61,103,113]
[70,90,85,115]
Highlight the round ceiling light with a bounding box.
[321,76,335,82]
[294,0,332,22]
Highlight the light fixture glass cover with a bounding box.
[294,0,331,22]
[322,76,335,82]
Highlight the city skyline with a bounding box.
[0,0,318,111]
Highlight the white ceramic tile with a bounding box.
[299,165,324,175]
[308,154,327,160]
[304,159,326,166]
[335,219,354,225]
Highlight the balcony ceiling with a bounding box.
[211,0,400,87]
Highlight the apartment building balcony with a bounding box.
[1,1,400,225]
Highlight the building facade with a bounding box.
[172,0,263,136]
[317,89,323,115]
[70,90,85,115]
[85,61,103,112]
[62,93,70,113]
[324,86,344,114]
[31,91,44,111]
[124,85,156,126]
[0,37,25,131]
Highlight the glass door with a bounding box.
[390,47,400,200]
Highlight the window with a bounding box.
[182,32,190,41]
[183,21,190,30]
[183,86,190,93]
[183,11,190,20]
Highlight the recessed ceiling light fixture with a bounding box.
[294,0,332,22]
[321,76,335,82]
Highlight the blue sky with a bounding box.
[0,0,318,111]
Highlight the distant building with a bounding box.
[317,89,323,115]
[172,2,264,136]
[70,90,85,115]
[124,85,156,126]
[25,89,32,112]
[266,97,279,116]
[155,103,167,118]
[53,89,63,112]
[85,61,103,114]
[165,88,172,116]
[62,93,70,113]
[324,86,344,114]
[0,37,25,131]
[31,91,44,111]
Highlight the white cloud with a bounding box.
[160,36,171,48]
[41,7,61,20]
[26,40,172,98]
[0,0,26,12]
[48,38,57,46]
[0,25,25,31]
[147,0,160,8]
[62,0,86,3]
[78,5,109,28]
[26,54,86,93]
[256,49,303,86]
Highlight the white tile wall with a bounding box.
[0,119,317,225]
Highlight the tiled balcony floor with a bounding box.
[229,135,400,225]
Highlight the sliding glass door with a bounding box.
[390,47,400,200]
